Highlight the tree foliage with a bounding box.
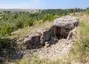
[24,19,34,27]
[0,8,84,37]
[86,7,89,14]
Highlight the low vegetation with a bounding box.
[0,8,89,64]
[68,12,89,63]
[0,8,84,38]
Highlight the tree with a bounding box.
[86,7,89,14]
[24,19,34,27]
[0,24,13,36]
[43,14,55,22]
[16,21,23,29]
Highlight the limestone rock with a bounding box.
[24,33,41,49]
[23,16,79,49]
[42,29,51,42]
[53,16,79,28]
[52,16,79,39]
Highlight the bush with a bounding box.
[24,19,34,27]
[86,8,89,14]
[0,24,13,36]
[43,14,55,22]
[16,21,23,29]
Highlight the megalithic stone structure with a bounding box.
[23,16,79,49]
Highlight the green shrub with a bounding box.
[16,21,23,29]
[24,19,34,27]
[43,14,55,22]
[86,8,89,14]
[0,24,13,36]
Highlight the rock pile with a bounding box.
[24,16,79,49]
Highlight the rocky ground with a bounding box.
[5,16,80,64]
[18,16,79,63]
[23,27,77,62]
[35,39,74,60]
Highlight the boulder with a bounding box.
[52,16,79,39]
[24,33,41,49]
[42,29,51,42]
[53,16,79,28]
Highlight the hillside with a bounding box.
[0,8,89,64]
[10,13,89,64]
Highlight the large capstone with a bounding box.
[52,16,79,39]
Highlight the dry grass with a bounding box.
[10,13,89,64]
[67,13,89,63]
[11,21,52,39]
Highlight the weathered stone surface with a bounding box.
[24,33,41,49]
[53,16,79,27]
[51,16,79,39]
[24,16,79,49]
[42,29,51,42]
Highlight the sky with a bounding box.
[0,0,89,9]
